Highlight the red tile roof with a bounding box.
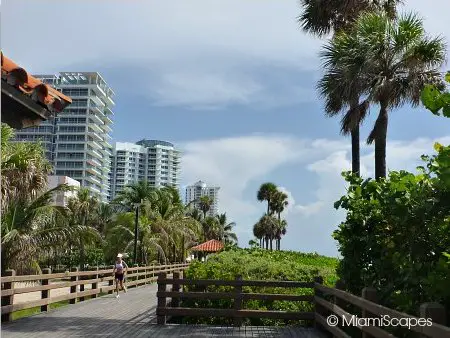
[1,52,72,113]
[190,239,224,252]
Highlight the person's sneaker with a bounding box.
[124,288,127,293]
[116,294,120,299]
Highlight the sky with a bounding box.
[2,0,449,257]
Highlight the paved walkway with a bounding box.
[1,284,325,337]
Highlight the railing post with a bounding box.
[233,275,243,327]
[70,267,78,304]
[313,276,324,330]
[361,287,377,338]
[108,265,114,294]
[420,302,446,338]
[334,279,346,308]
[171,271,180,308]
[1,269,15,322]
[133,264,138,288]
[41,268,51,312]
[79,269,85,302]
[91,267,99,299]
[157,272,167,325]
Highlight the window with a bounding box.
[58,135,86,141]
[58,126,86,133]
[61,88,89,96]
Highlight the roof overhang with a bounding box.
[1,80,51,129]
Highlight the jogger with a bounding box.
[112,253,128,298]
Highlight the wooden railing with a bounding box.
[156,272,316,326]
[314,279,450,338]
[156,274,449,337]
[1,262,189,322]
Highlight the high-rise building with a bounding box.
[109,140,181,200]
[47,176,80,207]
[185,180,220,217]
[13,72,115,202]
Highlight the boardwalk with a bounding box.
[1,284,325,338]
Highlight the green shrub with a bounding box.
[333,143,450,322]
[181,248,338,326]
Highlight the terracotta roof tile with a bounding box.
[1,52,72,113]
[190,239,224,252]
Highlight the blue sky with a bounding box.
[3,0,450,257]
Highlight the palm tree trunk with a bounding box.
[267,200,270,215]
[375,105,388,180]
[270,238,273,251]
[351,127,360,176]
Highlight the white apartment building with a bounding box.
[14,72,115,202]
[109,140,181,200]
[185,180,220,217]
[48,175,80,207]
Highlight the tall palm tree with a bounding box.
[114,180,157,209]
[298,0,400,36]
[67,188,101,269]
[330,12,445,178]
[257,182,277,215]
[269,191,289,250]
[198,195,213,219]
[215,213,238,244]
[299,0,402,176]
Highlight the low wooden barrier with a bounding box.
[156,272,317,326]
[314,279,450,338]
[1,262,189,322]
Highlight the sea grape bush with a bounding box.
[333,143,450,319]
[181,248,338,326]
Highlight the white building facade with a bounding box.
[13,72,115,202]
[185,180,220,217]
[109,140,181,200]
[48,175,80,207]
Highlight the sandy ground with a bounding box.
[13,281,112,304]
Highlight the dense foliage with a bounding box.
[333,143,450,319]
[421,71,450,118]
[181,248,338,326]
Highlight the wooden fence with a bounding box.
[314,279,450,338]
[156,274,450,338]
[156,271,316,326]
[1,262,189,322]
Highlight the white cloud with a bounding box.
[181,134,450,256]
[2,0,321,110]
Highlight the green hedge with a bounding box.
[180,248,338,326]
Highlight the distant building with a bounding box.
[109,140,181,200]
[185,180,220,217]
[13,72,115,202]
[48,176,80,207]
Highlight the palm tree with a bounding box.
[253,221,265,248]
[1,123,52,211]
[257,182,277,215]
[198,195,213,219]
[215,213,238,244]
[298,0,400,36]
[299,1,402,176]
[2,185,82,274]
[269,191,289,250]
[113,181,157,208]
[331,12,445,178]
[257,214,278,250]
[67,188,101,269]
